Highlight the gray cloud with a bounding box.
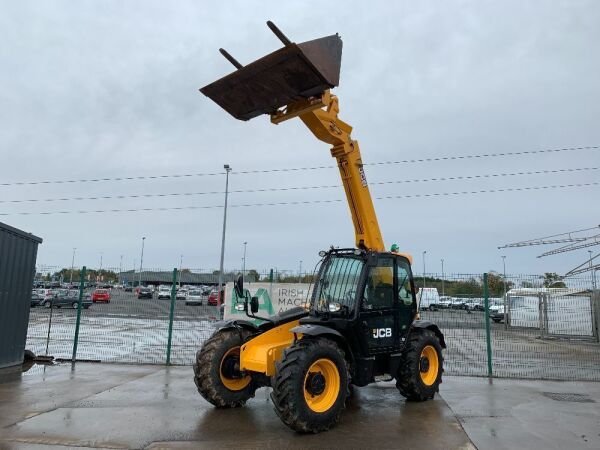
[1,0,599,275]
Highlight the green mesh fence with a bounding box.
[27,267,600,380]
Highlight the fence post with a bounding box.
[45,298,54,356]
[166,268,177,365]
[72,266,87,362]
[483,273,493,377]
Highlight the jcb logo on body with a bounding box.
[372,328,392,339]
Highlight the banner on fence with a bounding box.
[223,282,312,321]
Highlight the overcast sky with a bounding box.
[1,0,599,276]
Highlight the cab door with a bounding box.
[395,256,417,347]
[359,256,398,354]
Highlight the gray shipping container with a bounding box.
[0,222,42,368]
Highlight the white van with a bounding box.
[417,288,440,311]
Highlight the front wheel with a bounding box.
[194,329,258,408]
[271,338,349,433]
[396,329,443,401]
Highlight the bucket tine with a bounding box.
[219,48,243,69]
[266,21,292,45]
[200,25,343,121]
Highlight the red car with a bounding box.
[207,289,223,306]
[92,289,111,303]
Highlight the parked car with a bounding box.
[490,304,506,323]
[185,289,204,306]
[437,296,453,309]
[42,291,92,309]
[158,286,172,300]
[207,289,223,306]
[92,289,111,303]
[176,288,188,300]
[35,288,57,301]
[138,287,153,299]
[202,286,212,296]
[30,292,44,307]
[449,298,468,310]
[461,299,478,311]
[124,285,133,292]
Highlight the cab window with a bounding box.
[397,262,413,306]
[362,257,394,310]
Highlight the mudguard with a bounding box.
[411,320,446,348]
[290,324,343,339]
[214,319,260,334]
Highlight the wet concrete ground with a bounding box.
[0,363,598,449]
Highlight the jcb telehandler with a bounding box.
[194,22,445,433]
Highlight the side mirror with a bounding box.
[250,296,259,314]
[234,274,244,299]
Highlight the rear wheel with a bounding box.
[72,302,79,309]
[271,338,349,433]
[396,329,443,401]
[44,301,51,308]
[194,329,258,408]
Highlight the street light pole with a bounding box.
[441,258,445,297]
[501,255,507,297]
[422,251,427,290]
[70,248,76,284]
[99,252,103,282]
[179,254,183,288]
[217,165,232,305]
[242,241,247,284]
[139,237,146,287]
[119,254,123,285]
[299,260,303,283]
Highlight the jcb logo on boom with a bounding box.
[372,328,392,339]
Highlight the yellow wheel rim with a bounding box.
[303,358,340,413]
[419,345,439,386]
[219,347,251,391]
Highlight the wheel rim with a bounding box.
[303,358,340,413]
[419,345,439,386]
[72,302,78,309]
[219,347,251,391]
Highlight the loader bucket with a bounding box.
[201,32,343,121]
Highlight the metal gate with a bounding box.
[506,290,597,341]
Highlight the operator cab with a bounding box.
[304,248,417,355]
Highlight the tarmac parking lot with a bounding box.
[24,290,600,379]
[26,290,219,365]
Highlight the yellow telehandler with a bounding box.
[194,21,445,433]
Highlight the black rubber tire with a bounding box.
[271,338,350,433]
[193,329,258,408]
[72,302,79,309]
[44,301,51,308]
[396,329,443,401]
